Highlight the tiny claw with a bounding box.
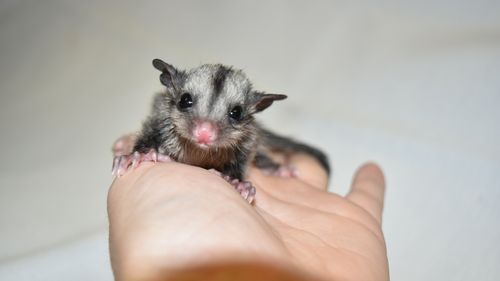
[150,149,158,162]
[111,156,121,176]
[110,149,174,178]
[131,151,141,169]
[141,149,156,162]
[115,156,131,177]
[247,186,256,203]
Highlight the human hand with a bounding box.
[108,155,388,281]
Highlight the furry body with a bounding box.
[129,60,329,181]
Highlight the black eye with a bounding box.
[229,105,243,121]
[178,93,193,109]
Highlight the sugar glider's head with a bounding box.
[152,59,287,149]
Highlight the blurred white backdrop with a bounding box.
[0,0,499,280]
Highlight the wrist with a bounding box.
[114,260,324,281]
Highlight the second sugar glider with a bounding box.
[112,59,330,202]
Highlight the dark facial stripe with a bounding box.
[209,65,232,110]
[213,65,232,95]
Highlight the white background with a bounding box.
[1,0,499,280]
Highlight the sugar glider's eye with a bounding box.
[229,105,243,121]
[178,93,193,109]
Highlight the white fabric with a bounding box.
[1,1,499,280]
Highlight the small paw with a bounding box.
[208,169,256,204]
[111,149,172,177]
[231,179,256,204]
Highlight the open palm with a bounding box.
[108,154,388,281]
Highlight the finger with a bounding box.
[346,163,386,224]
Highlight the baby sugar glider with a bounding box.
[112,59,330,203]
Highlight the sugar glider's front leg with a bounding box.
[214,150,257,204]
[111,133,171,177]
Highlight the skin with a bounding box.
[108,154,388,281]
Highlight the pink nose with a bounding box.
[193,121,218,145]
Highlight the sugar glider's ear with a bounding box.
[251,91,287,113]
[152,59,181,89]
